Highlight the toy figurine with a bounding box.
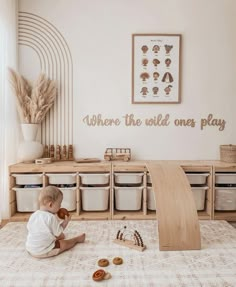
[56,145,61,160]
[61,145,67,160]
[43,145,49,158]
[50,145,55,159]
[68,145,74,161]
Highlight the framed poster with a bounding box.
[132,34,181,104]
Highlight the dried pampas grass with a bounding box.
[8,68,57,124]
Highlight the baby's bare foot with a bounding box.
[77,233,86,243]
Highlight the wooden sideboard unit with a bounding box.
[8,160,236,222]
[9,161,112,221]
[213,163,236,221]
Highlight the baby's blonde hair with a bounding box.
[39,186,63,205]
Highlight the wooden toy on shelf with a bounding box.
[50,145,55,159]
[56,145,61,160]
[61,145,67,160]
[113,226,146,251]
[43,144,74,161]
[35,158,52,165]
[68,145,74,160]
[104,148,131,161]
[75,158,101,163]
[43,145,49,158]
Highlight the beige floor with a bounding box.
[0,220,236,286]
[229,221,236,228]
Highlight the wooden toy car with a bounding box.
[104,148,131,162]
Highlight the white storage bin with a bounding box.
[147,187,156,210]
[185,173,209,185]
[60,187,76,211]
[114,173,144,185]
[80,173,110,186]
[147,186,206,211]
[81,187,109,211]
[215,187,236,210]
[215,173,236,185]
[12,173,43,185]
[147,174,152,185]
[47,173,76,185]
[13,187,42,212]
[114,187,143,210]
[191,186,208,211]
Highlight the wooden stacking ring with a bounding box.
[57,208,69,220]
[104,272,112,280]
[112,257,123,265]
[98,258,109,267]
[92,269,106,281]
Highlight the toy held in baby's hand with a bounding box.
[57,208,69,219]
[113,226,146,252]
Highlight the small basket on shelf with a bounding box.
[220,145,236,163]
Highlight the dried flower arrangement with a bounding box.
[8,68,57,124]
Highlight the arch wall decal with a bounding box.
[18,11,73,147]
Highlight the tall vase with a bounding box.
[17,124,44,163]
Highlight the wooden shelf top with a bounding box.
[9,160,112,173]
[9,160,236,173]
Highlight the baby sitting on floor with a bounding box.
[26,186,85,258]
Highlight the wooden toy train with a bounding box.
[104,148,131,162]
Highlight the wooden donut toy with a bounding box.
[98,258,109,267]
[104,272,112,280]
[112,257,123,265]
[92,269,106,281]
[57,208,69,220]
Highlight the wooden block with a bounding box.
[75,158,101,163]
[68,145,74,161]
[43,145,49,158]
[50,145,55,159]
[35,158,53,164]
[56,145,61,160]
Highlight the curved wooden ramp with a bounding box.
[146,163,201,251]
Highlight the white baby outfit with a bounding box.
[26,210,63,255]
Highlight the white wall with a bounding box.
[18,0,236,160]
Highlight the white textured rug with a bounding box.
[0,220,236,287]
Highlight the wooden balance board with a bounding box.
[146,163,201,251]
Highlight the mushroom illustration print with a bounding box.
[164,85,172,95]
[140,87,149,96]
[142,58,149,67]
[162,72,173,83]
[132,34,181,103]
[164,44,173,54]
[140,72,150,81]
[152,87,159,95]
[152,58,160,67]
[152,45,160,53]
[165,58,171,67]
[153,72,160,81]
[141,45,149,54]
